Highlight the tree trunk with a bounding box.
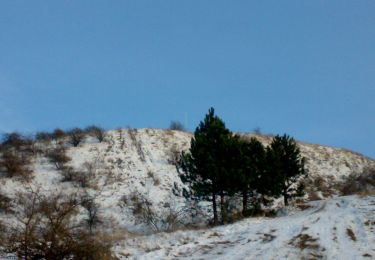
[242,189,248,215]
[220,191,226,224]
[283,188,288,206]
[212,192,218,225]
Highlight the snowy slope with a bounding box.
[1,128,375,259]
[1,129,374,230]
[241,133,374,181]
[114,195,375,259]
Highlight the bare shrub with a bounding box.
[0,150,31,179]
[147,170,154,179]
[0,220,5,244]
[346,228,357,241]
[3,190,116,259]
[293,233,320,250]
[341,167,375,196]
[81,194,102,234]
[122,192,184,232]
[0,192,11,213]
[308,191,323,201]
[59,161,98,188]
[60,166,76,182]
[77,170,91,188]
[1,132,31,150]
[35,131,52,142]
[46,147,71,170]
[60,167,91,188]
[67,128,85,147]
[69,232,116,260]
[116,128,125,149]
[154,178,160,186]
[1,133,36,159]
[303,176,335,199]
[83,161,97,178]
[128,128,145,162]
[26,140,44,156]
[52,128,65,140]
[146,171,160,186]
[79,161,100,188]
[169,121,186,131]
[85,125,106,142]
[167,144,181,166]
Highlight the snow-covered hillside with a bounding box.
[114,195,375,259]
[1,128,374,259]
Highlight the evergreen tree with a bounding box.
[179,108,232,225]
[266,134,306,206]
[236,137,266,215]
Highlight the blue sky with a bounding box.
[0,1,374,158]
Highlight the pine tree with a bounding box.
[266,134,306,206]
[179,108,232,225]
[236,137,266,216]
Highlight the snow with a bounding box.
[114,195,375,259]
[1,128,375,259]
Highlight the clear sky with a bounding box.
[0,1,374,158]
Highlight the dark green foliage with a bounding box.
[179,108,307,224]
[266,134,306,206]
[179,108,232,225]
[234,137,267,215]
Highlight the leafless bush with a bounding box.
[128,128,146,162]
[77,170,91,188]
[83,161,97,177]
[46,147,71,170]
[85,125,106,142]
[35,131,53,142]
[0,220,5,243]
[308,191,323,201]
[154,178,160,186]
[81,194,102,234]
[1,133,36,159]
[60,166,76,182]
[169,121,186,131]
[0,192,11,213]
[122,192,184,232]
[147,170,154,179]
[2,190,116,259]
[341,167,375,196]
[52,128,65,140]
[346,228,357,241]
[67,128,85,147]
[0,150,31,179]
[146,171,160,186]
[26,140,44,156]
[68,232,116,260]
[59,161,97,188]
[167,144,181,166]
[60,166,91,188]
[303,176,335,199]
[1,132,31,150]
